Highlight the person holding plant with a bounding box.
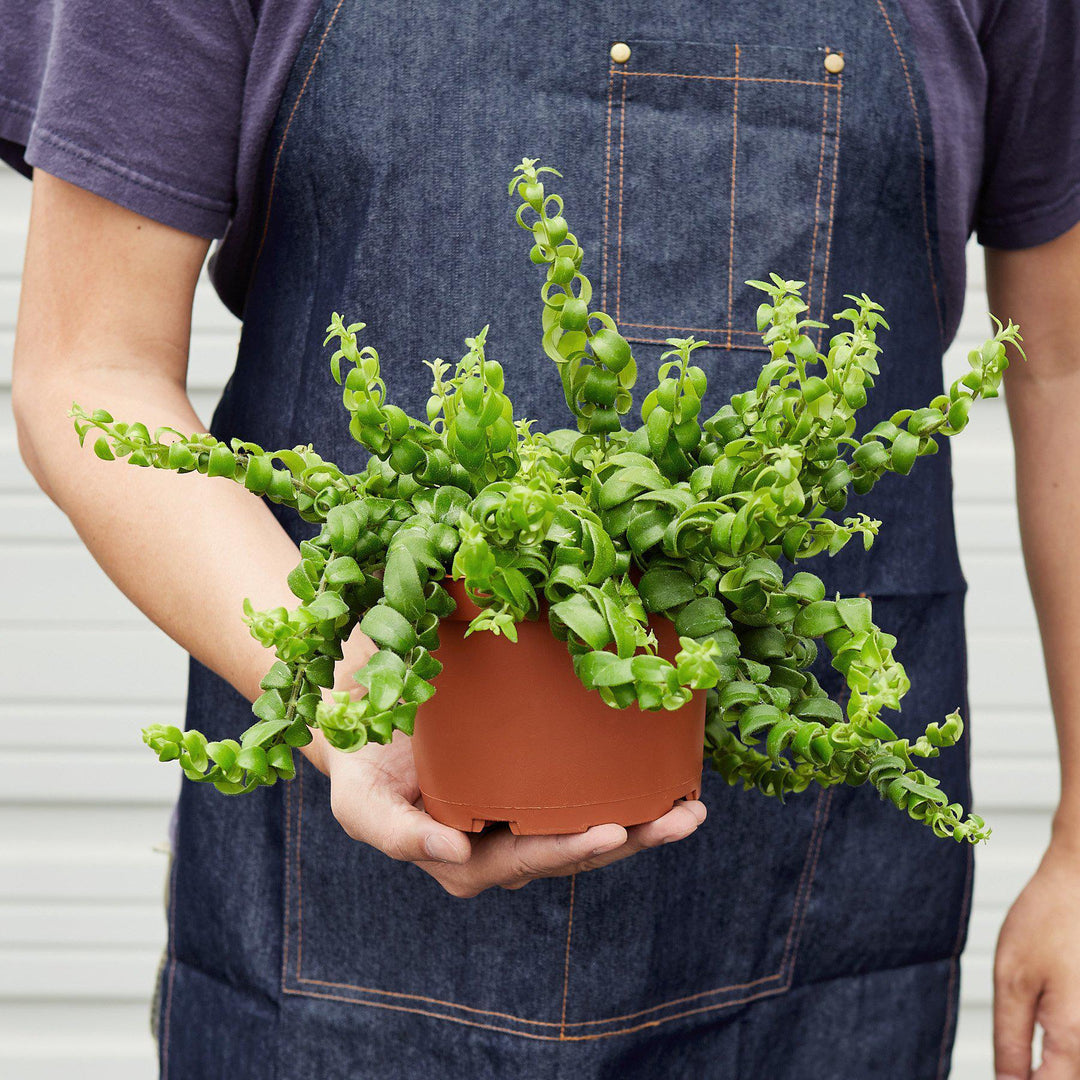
[4,2,1080,1078]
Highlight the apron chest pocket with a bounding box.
[600,39,846,352]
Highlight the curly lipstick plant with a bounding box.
[73,158,1021,843]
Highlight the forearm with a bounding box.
[15,360,305,704]
[990,234,1080,839]
[1006,366,1080,831]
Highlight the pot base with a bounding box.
[420,778,703,835]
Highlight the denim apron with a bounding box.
[159,2,974,1076]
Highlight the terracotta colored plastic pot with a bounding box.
[412,578,706,835]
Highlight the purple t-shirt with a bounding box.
[2,1,1079,338]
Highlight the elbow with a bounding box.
[11,369,59,500]
[11,369,38,466]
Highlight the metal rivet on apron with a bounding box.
[824,53,845,74]
[610,42,631,63]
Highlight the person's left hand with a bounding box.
[994,833,1080,1078]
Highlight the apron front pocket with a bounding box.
[600,39,845,353]
[281,760,831,1039]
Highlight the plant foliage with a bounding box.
[72,158,1023,842]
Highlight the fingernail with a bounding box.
[424,835,459,862]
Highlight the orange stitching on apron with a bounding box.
[284,968,792,1042]
[874,0,944,340]
[251,0,348,279]
[621,72,836,88]
[601,66,616,312]
[283,773,832,1036]
[283,984,572,1039]
[935,726,975,1078]
[296,762,305,980]
[615,74,628,323]
[564,970,784,1027]
[726,44,741,350]
[776,786,826,970]
[294,974,566,1026]
[782,788,834,976]
[806,63,832,307]
[559,874,577,1037]
[816,74,844,333]
[293,967,783,1028]
[281,775,292,987]
[161,830,179,1079]
[622,322,763,334]
[623,335,770,351]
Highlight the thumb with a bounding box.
[330,774,472,865]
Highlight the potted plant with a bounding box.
[72,158,1020,843]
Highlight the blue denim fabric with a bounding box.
[159,2,974,1077]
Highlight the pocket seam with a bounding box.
[934,702,975,1079]
[725,44,741,349]
[160,836,180,1078]
[281,766,834,1040]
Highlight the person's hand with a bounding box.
[314,728,706,897]
[994,832,1080,1078]
[299,632,706,896]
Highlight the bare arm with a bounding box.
[989,222,1080,1079]
[13,172,703,894]
[13,176,309,704]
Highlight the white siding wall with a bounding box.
[0,167,1055,1078]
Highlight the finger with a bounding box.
[495,801,705,886]
[583,799,707,871]
[499,823,629,886]
[446,822,627,894]
[331,772,472,865]
[1031,995,1080,1079]
[455,802,707,893]
[422,800,706,897]
[994,951,1038,1080]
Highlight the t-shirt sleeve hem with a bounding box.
[976,181,1080,250]
[0,95,35,177]
[24,122,233,239]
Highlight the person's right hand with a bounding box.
[993,829,1080,1079]
[309,727,706,898]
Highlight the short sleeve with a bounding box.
[0,1,254,238]
[976,0,1080,249]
